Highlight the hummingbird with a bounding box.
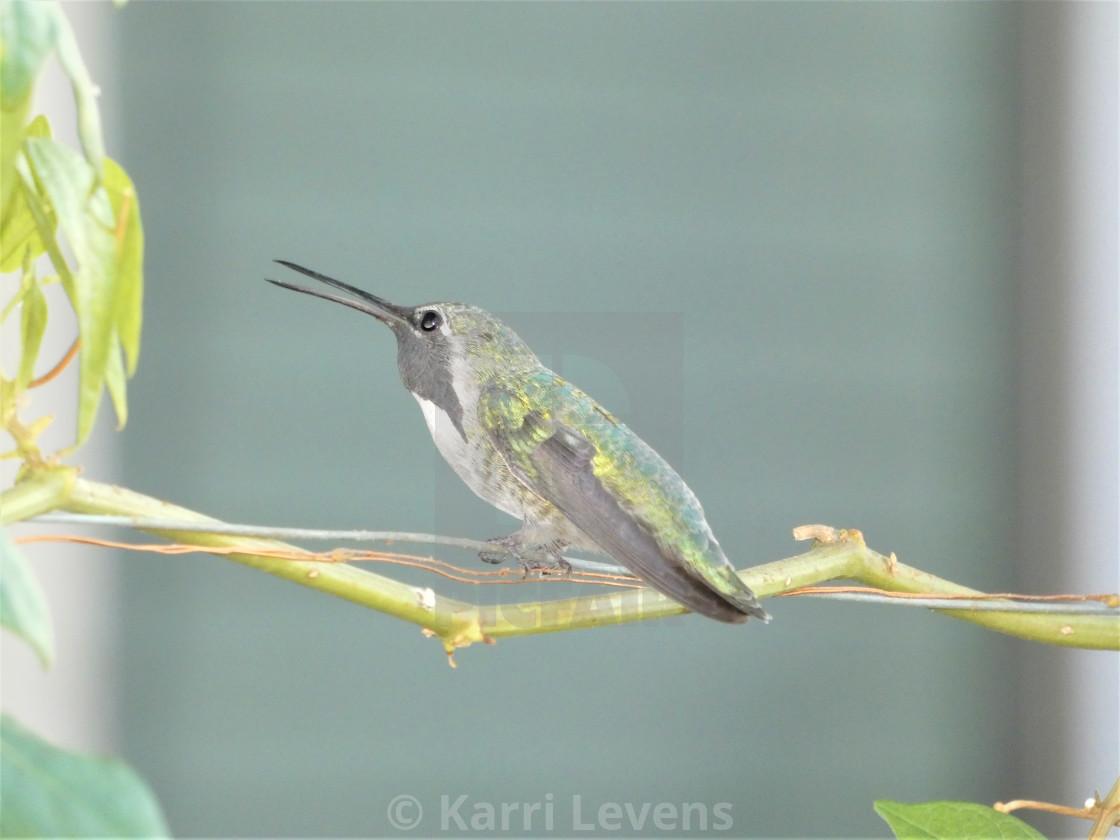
[267,261,770,624]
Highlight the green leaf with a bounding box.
[0,1,60,108]
[875,800,1047,840]
[24,113,53,140]
[17,263,49,391]
[1,88,32,238]
[102,156,144,375]
[1,115,54,272]
[0,174,49,272]
[0,714,169,839]
[0,522,53,667]
[48,2,105,173]
[0,0,59,212]
[15,150,77,303]
[103,330,128,429]
[23,134,118,444]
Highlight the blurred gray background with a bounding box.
[3,3,1116,838]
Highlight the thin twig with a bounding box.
[785,590,1117,615]
[994,798,1096,820]
[28,337,80,388]
[16,533,644,589]
[30,512,628,574]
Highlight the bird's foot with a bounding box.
[517,540,572,577]
[479,535,571,577]
[479,536,516,566]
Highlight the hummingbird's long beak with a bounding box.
[266,260,409,326]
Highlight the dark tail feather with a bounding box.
[628,557,769,624]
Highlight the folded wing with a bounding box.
[480,382,767,624]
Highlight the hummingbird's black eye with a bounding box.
[420,310,442,332]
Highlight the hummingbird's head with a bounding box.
[267,261,540,433]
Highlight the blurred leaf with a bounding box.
[0,0,59,212]
[24,112,52,140]
[103,330,128,429]
[102,157,144,375]
[24,135,117,444]
[1,117,54,272]
[48,1,104,173]
[15,151,77,303]
[0,181,43,272]
[0,713,169,839]
[874,800,1047,840]
[0,93,31,227]
[0,523,53,666]
[0,115,53,272]
[0,1,60,107]
[17,262,48,391]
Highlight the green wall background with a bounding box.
[112,3,1025,836]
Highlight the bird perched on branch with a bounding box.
[268,261,770,624]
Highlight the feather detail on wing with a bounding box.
[479,381,768,624]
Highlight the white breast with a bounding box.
[412,394,470,466]
[411,391,526,521]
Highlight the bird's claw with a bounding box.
[479,536,572,578]
[518,543,572,577]
[479,536,515,566]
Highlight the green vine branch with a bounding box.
[4,473,1115,663]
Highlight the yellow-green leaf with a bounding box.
[0,2,60,108]
[23,134,117,444]
[1,93,32,242]
[16,263,48,391]
[0,523,53,667]
[24,113,52,140]
[48,2,104,173]
[0,0,59,212]
[102,157,143,375]
[103,330,128,429]
[0,713,169,838]
[1,91,30,227]
[0,116,54,271]
[15,151,76,304]
[0,179,46,272]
